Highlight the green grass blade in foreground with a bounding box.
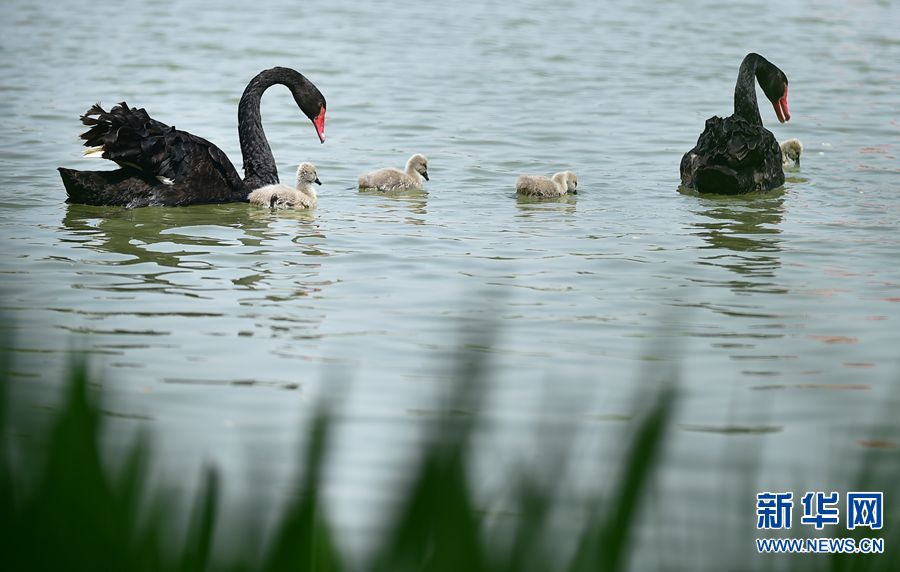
[262,410,344,572]
[179,467,220,572]
[3,337,898,571]
[570,383,676,572]
[3,361,143,570]
[369,339,489,572]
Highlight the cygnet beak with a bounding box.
[315,177,322,185]
[422,171,429,181]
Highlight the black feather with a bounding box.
[64,102,247,206]
[681,115,783,195]
[59,67,327,207]
[680,54,788,195]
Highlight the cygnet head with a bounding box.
[553,171,578,193]
[296,162,321,187]
[780,138,803,166]
[408,154,429,181]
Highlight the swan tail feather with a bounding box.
[76,102,178,178]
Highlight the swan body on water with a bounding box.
[780,138,803,167]
[58,67,326,207]
[358,154,428,191]
[680,53,791,195]
[248,163,321,209]
[516,171,578,198]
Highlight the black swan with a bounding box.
[58,67,326,207]
[680,53,791,195]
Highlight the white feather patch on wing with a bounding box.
[82,146,105,158]
[156,176,174,185]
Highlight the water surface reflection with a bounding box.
[56,203,331,367]
[358,188,428,226]
[687,192,785,294]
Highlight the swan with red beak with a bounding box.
[680,53,794,195]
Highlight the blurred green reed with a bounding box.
[1,349,897,571]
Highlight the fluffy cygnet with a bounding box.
[358,154,429,191]
[515,171,578,198]
[781,138,803,167]
[248,163,321,209]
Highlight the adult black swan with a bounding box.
[680,53,791,195]
[58,67,326,207]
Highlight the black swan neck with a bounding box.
[238,72,278,188]
[733,53,764,125]
[238,68,318,189]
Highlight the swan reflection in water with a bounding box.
[57,203,332,377]
[59,202,329,298]
[515,192,578,215]
[358,187,429,226]
[685,190,786,294]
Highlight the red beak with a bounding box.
[313,108,326,143]
[773,87,790,123]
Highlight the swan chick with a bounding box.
[358,154,429,191]
[248,162,321,209]
[516,171,578,198]
[780,138,803,167]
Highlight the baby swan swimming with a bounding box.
[780,138,803,167]
[248,163,321,209]
[358,154,428,191]
[516,171,578,198]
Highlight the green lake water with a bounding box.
[1,0,898,565]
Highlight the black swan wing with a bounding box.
[79,103,246,203]
[81,102,173,173]
[683,115,784,194]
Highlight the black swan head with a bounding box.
[757,60,790,124]
[271,66,327,143]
